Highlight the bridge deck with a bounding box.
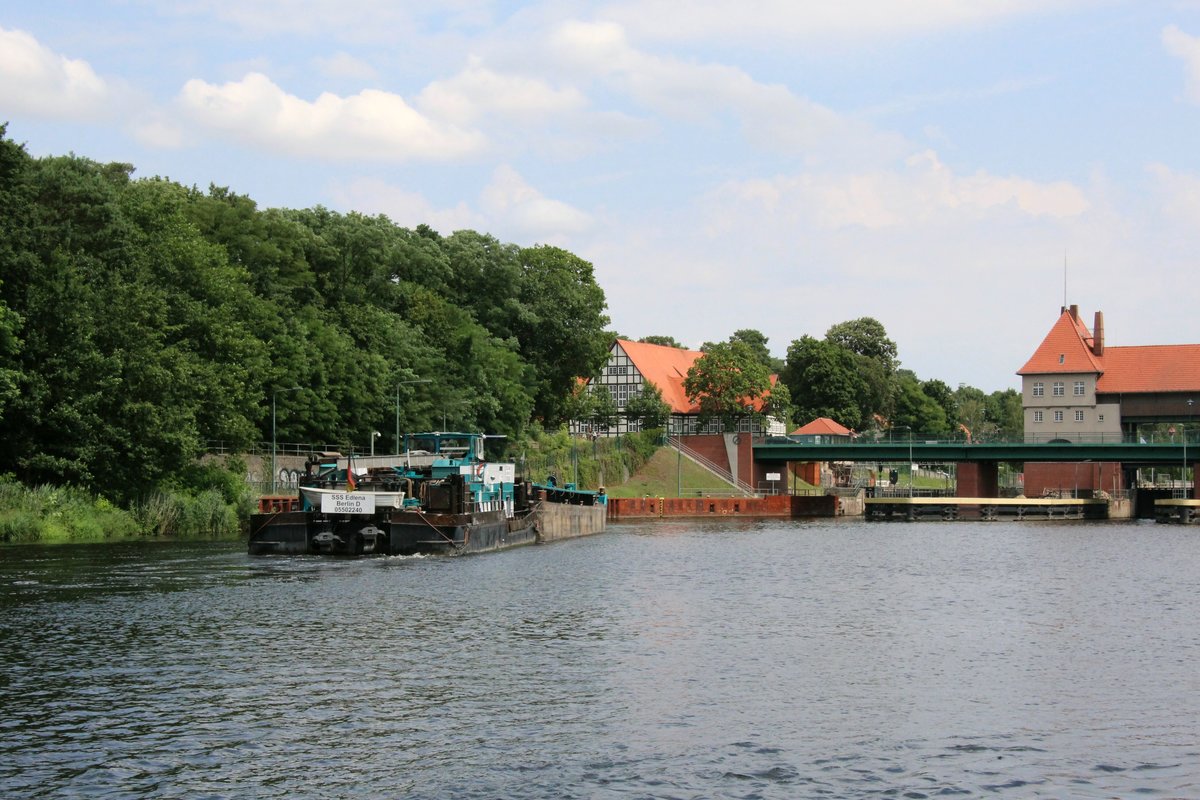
[755,441,1198,465]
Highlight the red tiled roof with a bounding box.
[612,339,778,414]
[615,339,702,413]
[1018,309,1200,393]
[1017,310,1103,375]
[1096,345,1200,393]
[792,417,852,436]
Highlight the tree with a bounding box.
[638,335,684,349]
[891,370,949,436]
[825,317,898,370]
[762,379,794,431]
[683,340,772,432]
[729,328,784,373]
[954,384,991,440]
[782,336,865,430]
[921,379,957,432]
[986,388,1024,440]
[623,381,671,430]
[513,245,611,425]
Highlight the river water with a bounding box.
[2,518,1198,799]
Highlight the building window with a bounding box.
[1052,381,1064,397]
[1074,381,1085,396]
[1075,410,1084,422]
[1099,414,1104,421]
[1054,410,1064,422]
[1033,411,1043,423]
[1033,382,1044,397]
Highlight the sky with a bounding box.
[3,1,1200,393]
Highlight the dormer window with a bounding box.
[1059,354,1065,364]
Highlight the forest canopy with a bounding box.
[0,129,611,503]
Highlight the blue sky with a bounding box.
[3,1,1200,392]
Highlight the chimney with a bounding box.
[1069,304,1079,321]
[1093,311,1104,356]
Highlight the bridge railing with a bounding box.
[766,431,1200,446]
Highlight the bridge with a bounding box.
[752,435,1198,500]
[753,438,1197,467]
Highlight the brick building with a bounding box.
[572,339,787,437]
[1018,305,1200,495]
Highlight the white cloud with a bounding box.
[480,164,594,240]
[1163,24,1200,103]
[331,167,592,242]
[707,150,1088,233]
[417,57,588,124]
[0,26,117,121]
[175,72,487,161]
[547,20,900,161]
[600,0,1090,45]
[331,177,482,231]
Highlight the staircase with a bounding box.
[668,437,758,497]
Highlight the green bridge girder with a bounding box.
[753,441,1197,466]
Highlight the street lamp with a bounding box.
[896,425,913,497]
[370,431,381,456]
[443,400,469,431]
[271,387,302,494]
[395,379,432,454]
[1185,398,1194,498]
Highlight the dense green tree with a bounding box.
[730,328,784,373]
[782,336,865,430]
[986,388,1024,440]
[825,317,898,371]
[513,245,610,425]
[623,380,671,430]
[638,335,684,348]
[0,127,28,423]
[954,384,990,439]
[763,379,794,431]
[0,127,612,505]
[683,340,772,432]
[921,379,957,433]
[891,370,949,436]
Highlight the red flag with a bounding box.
[346,454,357,492]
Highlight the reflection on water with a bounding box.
[2,520,1199,798]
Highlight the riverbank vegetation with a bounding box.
[0,129,1023,541]
[0,128,611,536]
[0,459,254,543]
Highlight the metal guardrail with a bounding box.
[668,437,757,496]
[768,432,1199,446]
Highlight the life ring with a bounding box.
[473,462,485,480]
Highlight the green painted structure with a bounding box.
[753,440,1197,466]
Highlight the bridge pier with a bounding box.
[956,462,999,498]
[1023,462,1125,498]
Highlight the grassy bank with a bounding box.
[514,427,663,492]
[0,458,254,544]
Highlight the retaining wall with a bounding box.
[608,494,838,520]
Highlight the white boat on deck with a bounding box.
[299,485,406,511]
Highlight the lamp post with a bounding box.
[443,400,469,432]
[896,425,913,497]
[394,379,432,454]
[1185,398,1194,498]
[370,431,381,456]
[271,387,302,494]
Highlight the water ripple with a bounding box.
[3,522,1200,797]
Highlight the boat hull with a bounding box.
[248,508,539,557]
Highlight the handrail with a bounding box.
[668,437,757,496]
